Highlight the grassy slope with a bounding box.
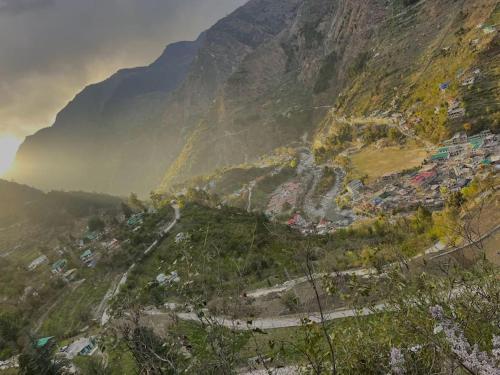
[337,0,499,141]
[351,142,427,181]
[114,202,435,310]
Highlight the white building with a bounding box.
[28,255,49,271]
[61,337,98,359]
[156,271,180,286]
[448,107,466,120]
[461,76,475,86]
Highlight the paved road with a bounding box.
[247,223,498,300]
[430,223,500,259]
[241,367,298,375]
[245,239,455,299]
[145,304,386,331]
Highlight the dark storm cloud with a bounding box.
[0,0,245,138]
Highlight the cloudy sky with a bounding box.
[0,0,245,140]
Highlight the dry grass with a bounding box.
[351,142,427,180]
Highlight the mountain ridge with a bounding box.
[9,0,499,196]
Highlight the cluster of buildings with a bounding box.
[127,213,144,232]
[266,181,303,215]
[349,130,498,215]
[0,336,97,372]
[58,337,98,360]
[25,214,126,285]
[286,214,340,236]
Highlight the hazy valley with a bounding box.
[0,0,499,374]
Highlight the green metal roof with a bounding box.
[52,259,67,269]
[81,249,92,258]
[431,152,449,160]
[469,139,483,150]
[36,336,54,348]
[437,146,449,153]
[127,213,144,226]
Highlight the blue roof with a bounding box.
[439,82,450,90]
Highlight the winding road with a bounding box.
[100,204,180,326]
[143,226,497,331]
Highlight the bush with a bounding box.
[314,52,338,94]
[88,216,105,232]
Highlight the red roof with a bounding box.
[410,170,437,186]
[288,213,302,226]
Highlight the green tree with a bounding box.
[128,193,145,211]
[150,191,164,209]
[19,339,68,375]
[0,312,23,359]
[120,202,133,219]
[87,216,105,232]
[78,357,111,375]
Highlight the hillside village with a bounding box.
[0,199,179,372]
[1,125,498,372]
[187,122,500,239]
[0,1,499,373]
[348,130,499,215]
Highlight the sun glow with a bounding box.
[0,135,22,177]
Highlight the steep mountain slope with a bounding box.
[10,38,204,196]
[10,0,499,196]
[162,0,499,188]
[10,0,302,196]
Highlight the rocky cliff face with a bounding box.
[11,0,499,195]
[161,0,498,187]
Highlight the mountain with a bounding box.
[10,0,499,195]
[10,38,204,196]
[0,179,121,227]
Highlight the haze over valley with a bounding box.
[0,1,499,374]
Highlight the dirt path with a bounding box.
[245,227,500,300]
[101,205,180,326]
[247,181,256,213]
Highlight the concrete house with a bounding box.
[28,255,48,271]
[63,269,78,282]
[127,213,144,227]
[62,337,98,359]
[461,76,475,86]
[80,249,93,264]
[448,107,466,120]
[156,271,180,286]
[36,336,54,348]
[410,170,437,188]
[51,259,67,274]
